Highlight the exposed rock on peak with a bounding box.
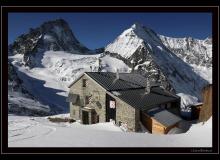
[104,23,211,105]
[159,35,212,68]
[39,18,89,53]
[9,19,91,67]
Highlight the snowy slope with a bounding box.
[8,19,105,114]
[105,24,145,58]
[8,60,52,115]
[8,51,100,113]
[8,50,131,113]
[8,91,51,115]
[105,23,211,108]
[105,23,164,59]
[100,55,130,72]
[8,114,212,147]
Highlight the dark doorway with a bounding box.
[82,110,89,124]
[106,94,116,122]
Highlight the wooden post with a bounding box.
[199,84,212,122]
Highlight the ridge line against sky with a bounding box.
[8,13,212,50]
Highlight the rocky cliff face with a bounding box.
[8,19,91,67]
[159,35,212,68]
[8,62,23,91]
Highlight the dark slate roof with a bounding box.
[66,94,79,103]
[85,72,144,91]
[114,88,179,111]
[117,73,149,87]
[68,72,180,111]
[147,109,182,127]
[150,86,180,99]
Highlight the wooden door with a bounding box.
[82,110,89,124]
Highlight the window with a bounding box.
[161,104,166,109]
[85,95,92,105]
[166,103,171,109]
[82,79,87,87]
[85,96,89,105]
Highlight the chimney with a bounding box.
[116,69,120,80]
[145,78,150,93]
[131,61,135,73]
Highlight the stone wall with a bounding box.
[69,73,141,131]
[114,96,140,132]
[70,104,81,120]
[69,74,106,122]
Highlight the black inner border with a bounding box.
[1,6,219,154]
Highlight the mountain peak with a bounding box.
[105,23,163,58]
[40,18,69,30]
[131,22,144,30]
[44,18,67,24]
[9,18,90,57]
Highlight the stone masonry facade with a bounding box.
[69,74,140,131]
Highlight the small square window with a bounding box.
[82,79,87,87]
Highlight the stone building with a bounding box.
[67,72,181,133]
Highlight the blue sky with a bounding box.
[8,13,212,49]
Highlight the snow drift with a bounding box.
[8,114,212,147]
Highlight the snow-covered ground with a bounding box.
[8,114,212,147]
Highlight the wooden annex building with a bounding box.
[181,84,212,121]
[67,72,182,134]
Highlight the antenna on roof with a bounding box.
[110,68,120,86]
[116,68,120,80]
